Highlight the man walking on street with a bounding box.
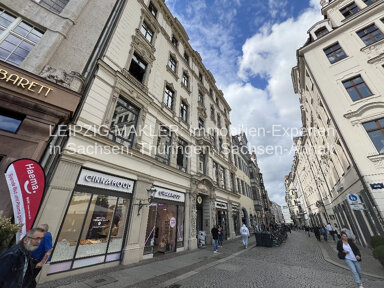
[240,223,250,248]
[0,227,45,288]
[211,224,219,253]
[326,222,336,241]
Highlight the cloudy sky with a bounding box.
[165,0,323,205]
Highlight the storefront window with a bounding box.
[144,202,184,255]
[50,191,131,272]
[51,192,91,262]
[177,206,184,248]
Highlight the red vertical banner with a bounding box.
[4,159,45,240]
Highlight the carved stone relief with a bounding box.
[40,66,84,91]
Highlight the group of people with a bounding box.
[0,224,53,288]
[211,223,250,253]
[304,222,339,241]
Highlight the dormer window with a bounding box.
[315,27,329,39]
[340,2,359,19]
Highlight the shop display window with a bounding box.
[50,191,131,273]
[144,202,184,255]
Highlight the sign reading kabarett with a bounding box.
[5,159,45,240]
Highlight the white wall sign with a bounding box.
[77,169,134,193]
[153,186,185,203]
[347,194,365,211]
[215,201,227,210]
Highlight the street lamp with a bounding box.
[134,185,157,216]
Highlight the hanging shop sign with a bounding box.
[347,194,365,211]
[5,159,45,240]
[77,169,134,193]
[153,186,185,203]
[370,183,384,190]
[215,201,227,210]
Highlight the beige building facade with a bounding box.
[290,0,384,246]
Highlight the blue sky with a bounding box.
[165,0,323,205]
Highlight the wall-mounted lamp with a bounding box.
[134,186,157,216]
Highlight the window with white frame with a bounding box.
[182,73,189,88]
[129,52,147,83]
[0,9,44,66]
[148,2,158,17]
[35,0,69,14]
[140,21,153,43]
[168,55,177,73]
[180,101,188,122]
[164,86,174,110]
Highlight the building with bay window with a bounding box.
[290,0,384,246]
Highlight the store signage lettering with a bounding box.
[215,201,227,209]
[85,175,132,189]
[153,186,185,203]
[0,68,53,96]
[77,169,134,193]
[370,183,384,190]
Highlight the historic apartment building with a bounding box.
[16,0,270,282]
[290,0,384,246]
[0,0,117,217]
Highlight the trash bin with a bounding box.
[255,232,263,246]
[262,232,272,247]
[198,231,206,248]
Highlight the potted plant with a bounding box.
[0,217,22,254]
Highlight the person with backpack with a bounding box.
[321,225,328,241]
[337,231,363,288]
[240,223,250,248]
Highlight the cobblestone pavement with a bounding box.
[157,231,384,288]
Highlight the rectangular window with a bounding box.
[363,118,384,153]
[198,118,204,129]
[343,75,372,101]
[357,24,384,46]
[213,161,219,184]
[177,138,188,172]
[36,0,69,14]
[182,73,189,88]
[218,137,223,152]
[199,72,203,82]
[51,192,130,268]
[210,106,215,118]
[231,173,236,193]
[212,131,217,148]
[0,9,44,66]
[168,55,176,73]
[198,91,204,104]
[237,178,241,194]
[219,166,226,189]
[140,21,153,43]
[363,0,377,6]
[171,35,178,47]
[340,2,359,18]
[180,101,188,122]
[217,113,221,128]
[156,125,172,165]
[184,52,189,64]
[164,86,174,109]
[199,152,206,174]
[129,52,147,83]
[108,97,140,147]
[0,109,24,133]
[148,2,158,17]
[209,88,213,98]
[324,43,347,64]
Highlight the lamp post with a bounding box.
[135,186,157,216]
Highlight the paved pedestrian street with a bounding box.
[38,231,384,288]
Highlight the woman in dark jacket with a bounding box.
[337,231,363,288]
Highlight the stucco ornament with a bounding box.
[40,66,83,91]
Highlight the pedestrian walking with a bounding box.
[321,225,328,241]
[305,226,310,237]
[341,227,356,241]
[211,224,219,253]
[326,222,336,241]
[314,226,321,241]
[218,225,223,247]
[0,227,45,288]
[31,224,53,277]
[240,223,250,248]
[337,231,363,288]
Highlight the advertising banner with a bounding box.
[5,159,45,240]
